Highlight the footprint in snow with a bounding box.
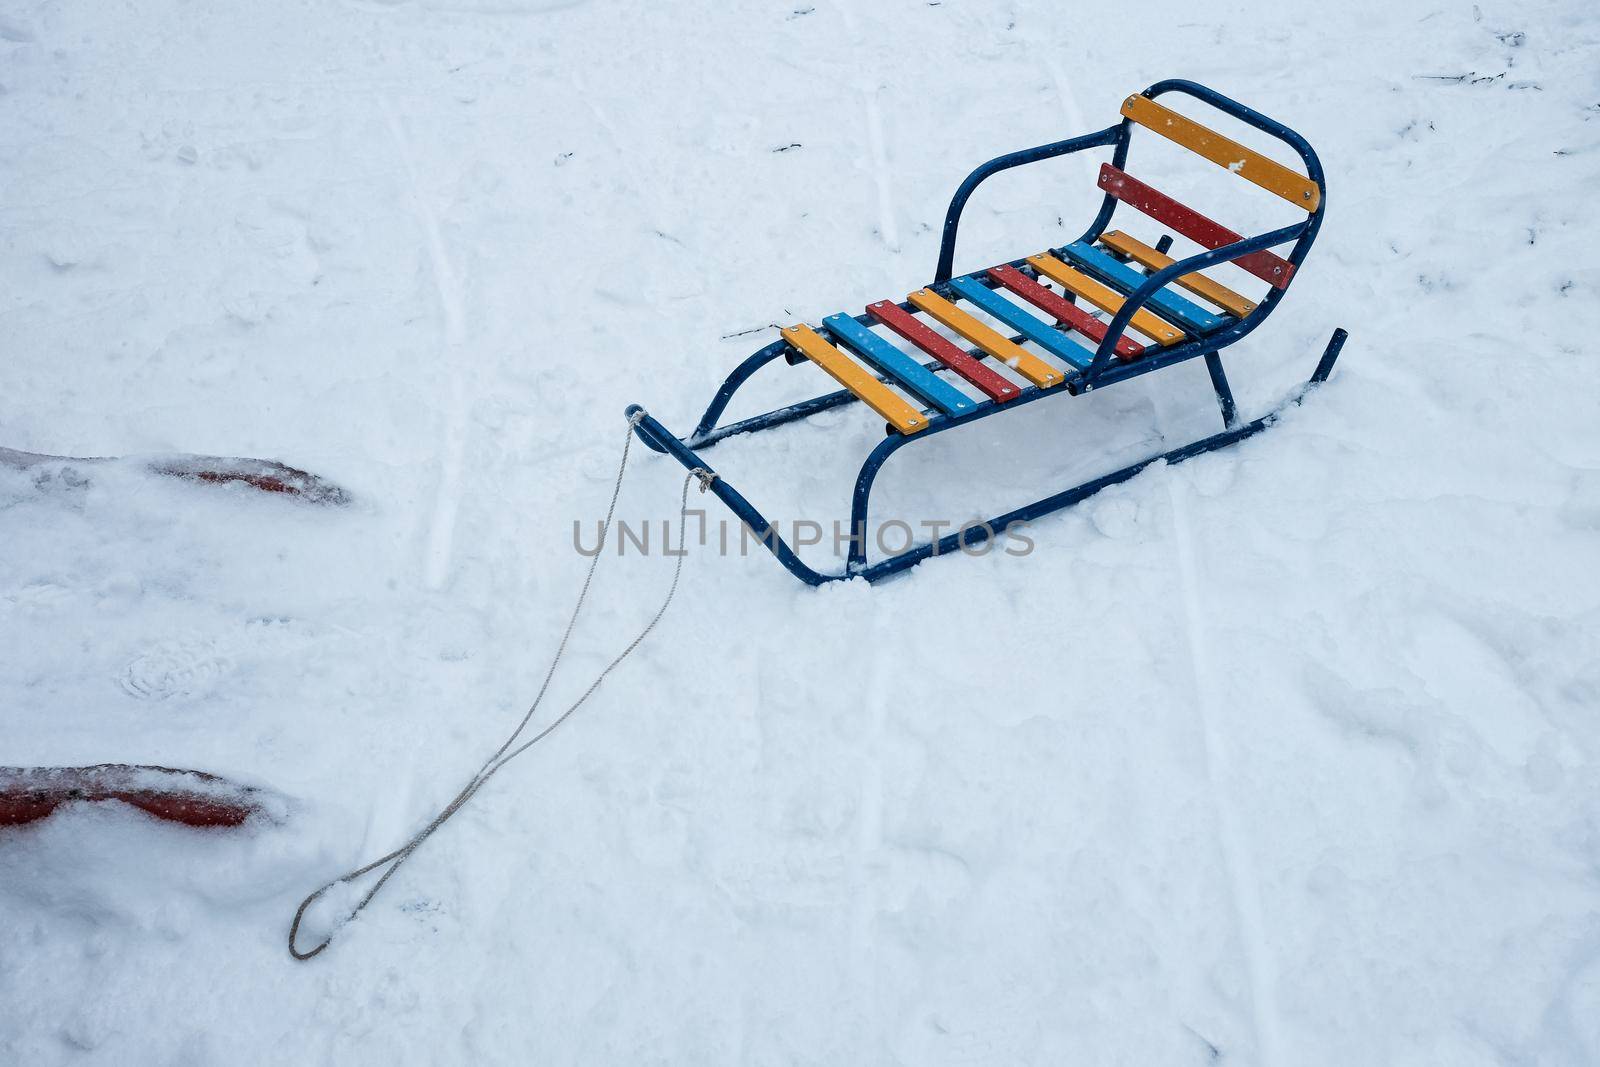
[120,638,234,701]
[1089,494,1142,539]
[117,620,321,701]
[5,582,76,614]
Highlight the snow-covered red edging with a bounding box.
[0,446,350,505]
[0,765,282,829]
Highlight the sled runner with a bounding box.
[626,79,1346,584]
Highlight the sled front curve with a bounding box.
[626,79,1347,585]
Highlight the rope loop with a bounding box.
[288,411,697,960]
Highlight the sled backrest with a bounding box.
[1119,94,1321,212]
[1097,83,1326,297]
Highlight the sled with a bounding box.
[626,79,1346,584]
[0,765,278,829]
[1,446,349,505]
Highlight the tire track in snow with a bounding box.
[1165,463,1284,1064]
[385,101,471,591]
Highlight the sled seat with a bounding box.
[773,90,1318,437]
[777,233,1258,436]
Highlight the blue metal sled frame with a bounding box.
[625,79,1348,586]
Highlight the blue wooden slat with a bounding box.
[821,314,977,417]
[1062,241,1229,334]
[947,276,1095,370]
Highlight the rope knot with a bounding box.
[691,468,718,493]
[627,408,648,428]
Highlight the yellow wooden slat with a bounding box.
[1024,254,1186,346]
[780,324,928,434]
[1098,230,1259,319]
[905,290,1065,389]
[1121,94,1321,212]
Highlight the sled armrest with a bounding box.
[1083,218,1311,382]
[935,124,1121,284]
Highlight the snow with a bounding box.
[3,0,1600,1063]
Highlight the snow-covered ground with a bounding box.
[4,0,1599,1062]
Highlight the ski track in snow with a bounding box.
[847,613,890,1056]
[385,101,471,592]
[863,90,901,255]
[840,0,900,255]
[1043,59,1098,191]
[1166,461,1283,1065]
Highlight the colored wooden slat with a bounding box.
[905,289,1066,389]
[946,276,1095,371]
[987,264,1145,361]
[1121,94,1321,211]
[780,324,929,434]
[864,301,1020,403]
[1099,230,1258,319]
[822,313,977,417]
[1062,242,1228,334]
[1098,164,1296,289]
[1024,253,1186,346]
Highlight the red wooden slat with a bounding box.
[987,265,1146,362]
[864,301,1020,402]
[1097,164,1296,290]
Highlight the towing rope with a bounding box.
[289,411,712,960]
